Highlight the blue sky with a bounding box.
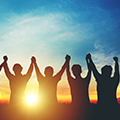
[0,0,120,101]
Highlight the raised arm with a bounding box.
[54,55,68,80]
[25,57,34,81]
[113,57,119,83]
[87,53,101,80]
[32,57,44,82]
[3,56,14,79]
[84,54,91,83]
[66,55,73,83]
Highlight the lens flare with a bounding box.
[26,94,38,105]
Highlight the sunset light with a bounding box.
[0,0,120,120]
[26,94,38,105]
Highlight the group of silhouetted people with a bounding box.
[0,53,119,120]
[0,53,119,108]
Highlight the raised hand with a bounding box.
[65,54,71,61]
[86,53,91,60]
[31,56,36,63]
[3,56,8,62]
[113,57,118,62]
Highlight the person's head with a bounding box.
[13,63,23,75]
[71,64,82,77]
[101,65,112,77]
[44,66,54,77]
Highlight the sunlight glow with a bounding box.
[26,94,38,105]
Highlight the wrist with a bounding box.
[66,59,70,62]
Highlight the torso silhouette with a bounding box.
[9,74,30,104]
[38,75,61,104]
[96,75,119,105]
[66,56,91,107]
[68,76,90,106]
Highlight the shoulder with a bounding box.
[9,75,15,81]
[53,75,61,81]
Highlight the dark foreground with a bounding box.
[0,103,119,120]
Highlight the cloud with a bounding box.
[91,42,120,73]
[0,12,78,51]
[0,4,118,64]
[0,9,97,74]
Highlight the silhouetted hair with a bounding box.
[44,66,54,76]
[13,63,23,73]
[101,65,112,77]
[72,64,82,77]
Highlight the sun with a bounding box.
[25,94,38,105]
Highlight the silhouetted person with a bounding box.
[32,55,68,105]
[3,56,34,105]
[88,53,119,106]
[66,54,91,108]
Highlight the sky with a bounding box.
[0,0,120,103]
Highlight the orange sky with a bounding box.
[0,71,120,103]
